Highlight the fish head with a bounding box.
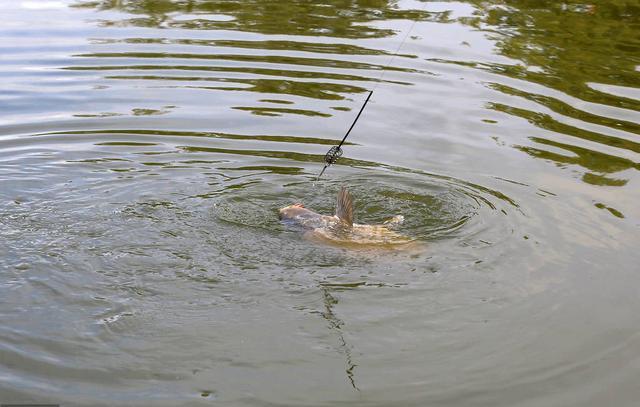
[278,203,309,220]
[279,203,329,230]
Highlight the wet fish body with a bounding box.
[279,187,413,247]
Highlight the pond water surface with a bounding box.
[1,1,639,406]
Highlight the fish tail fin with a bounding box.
[335,186,354,227]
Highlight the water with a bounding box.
[1,1,639,405]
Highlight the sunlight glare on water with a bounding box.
[1,1,639,406]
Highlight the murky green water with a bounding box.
[1,1,639,406]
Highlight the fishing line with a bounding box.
[317,90,372,179]
[316,2,427,180]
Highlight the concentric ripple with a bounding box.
[2,0,640,406]
[213,169,518,240]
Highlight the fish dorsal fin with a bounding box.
[335,186,354,227]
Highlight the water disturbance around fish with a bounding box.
[1,1,639,406]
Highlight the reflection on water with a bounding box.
[74,0,442,37]
[459,1,639,182]
[462,1,640,108]
[1,0,639,405]
[61,0,640,185]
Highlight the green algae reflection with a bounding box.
[452,0,640,186]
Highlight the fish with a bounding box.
[279,186,414,248]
